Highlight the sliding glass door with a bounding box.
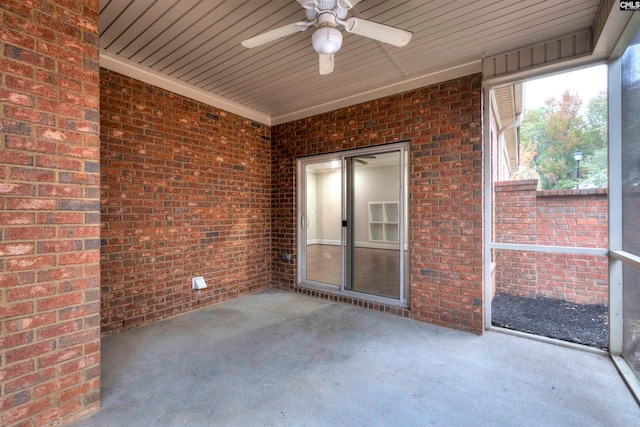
[298,143,409,304]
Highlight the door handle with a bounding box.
[301,216,309,228]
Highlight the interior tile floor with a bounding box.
[73,290,639,426]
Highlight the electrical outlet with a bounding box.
[282,253,292,261]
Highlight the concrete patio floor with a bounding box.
[73,289,639,426]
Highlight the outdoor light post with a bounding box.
[573,151,583,189]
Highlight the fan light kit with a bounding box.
[312,15,343,55]
[241,0,413,75]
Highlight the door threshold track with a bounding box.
[296,282,408,308]
[489,325,608,355]
[611,355,640,406]
[294,284,410,319]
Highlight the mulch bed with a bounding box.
[491,293,609,349]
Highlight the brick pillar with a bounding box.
[0,2,101,426]
[409,76,484,333]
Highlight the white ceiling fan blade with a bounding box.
[241,22,306,48]
[344,17,412,47]
[337,0,364,9]
[319,53,334,75]
[297,0,317,9]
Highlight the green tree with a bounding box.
[580,146,608,188]
[579,91,608,187]
[516,108,542,181]
[518,89,607,189]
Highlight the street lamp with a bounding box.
[573,151,583,189]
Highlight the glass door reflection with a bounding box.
[304,160,342,285]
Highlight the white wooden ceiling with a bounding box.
[100,0,604,124]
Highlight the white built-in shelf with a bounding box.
[368,202,399,243]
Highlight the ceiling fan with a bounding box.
[353,155,376,165]
[241,0,413,75]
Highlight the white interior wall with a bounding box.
[316,169,342,244]
[306,171,317,242]
[353,164,400,245]
[310,164,400,247]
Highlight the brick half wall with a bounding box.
[494,180,608,305]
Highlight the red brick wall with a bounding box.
[536,189,608,248]
[0,1,101,426]
[536,189,608,304]
[272,74,484,333]
[99,69,271,335]
[494,180,538,297]
[495,181,608,304]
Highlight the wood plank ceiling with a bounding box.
[100,0,604,124]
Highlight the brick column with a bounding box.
[0,2,101,426]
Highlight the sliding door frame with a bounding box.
[296,152,343,289]
[296,142,410,306]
